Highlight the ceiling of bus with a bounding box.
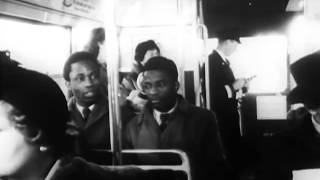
[205,0,289,14]
[202,0,297,37]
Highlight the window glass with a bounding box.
[0,18,71,96]
[0,18,71,75]
[206,35,288,93]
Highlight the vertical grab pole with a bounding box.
[197,24,210,110]
[107,27,122,165]
[196,0,210,110]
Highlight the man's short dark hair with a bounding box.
[134,40,160,62]
[217,28,241,43]
[143,56,178,82]
[0,63,71,157]
[63,51,100,81]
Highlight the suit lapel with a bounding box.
[85,99,108,128]
[160,113,185,148]
[69,101,86,128]
[136,110,161,148]
[144,111,161,135]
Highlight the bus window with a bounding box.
[0,18,71,95]
[206,35,288,94]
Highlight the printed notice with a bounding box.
[293,169,320,180]
[256,95,287,120]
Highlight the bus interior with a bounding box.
[1,0,319,179]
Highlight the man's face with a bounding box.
[67,60,101,107]
[141,49,160,65]
[141,70,178,112]
[0,101,37,178]
[225,40,239,56]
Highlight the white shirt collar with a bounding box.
[311,115,320,135]
[153,100,178,125]
[216,49,228,63]
[45,159,61,180]
[76,103,95,118]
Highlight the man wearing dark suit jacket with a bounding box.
[63,52,110,154]
[124,56,229,180]
[208,31,249,172]
[258,51,320,180]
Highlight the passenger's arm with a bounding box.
[122,120,134,149]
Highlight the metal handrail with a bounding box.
[96,149,191,180]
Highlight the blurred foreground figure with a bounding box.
[0,58,147,180]
[258,51,320,180]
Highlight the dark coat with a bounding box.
[208,50,237,112]
[68,97,110,150]
[258,113,320,180]
[123,95,228,180]
[208,50,240,166]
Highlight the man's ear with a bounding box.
[65,81,71,90]
[174,81,180,92]
[28,130,43,144]
[20,127,43,144]
[25,130,50,152]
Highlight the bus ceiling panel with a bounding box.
[115,0,197,27]
[201,0,299,37]
[0,0,103,27]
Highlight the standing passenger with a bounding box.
[132,40,161,80]
[63,51,110,152]
[121,40,161,113]
[208,29,248,172]
[122,39,160,93]
[124,56,228,180]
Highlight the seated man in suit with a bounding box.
[63,51,110,153]
[123,56,228,180]
[257,51,320,180]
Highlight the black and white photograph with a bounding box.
[1,0,320,180]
